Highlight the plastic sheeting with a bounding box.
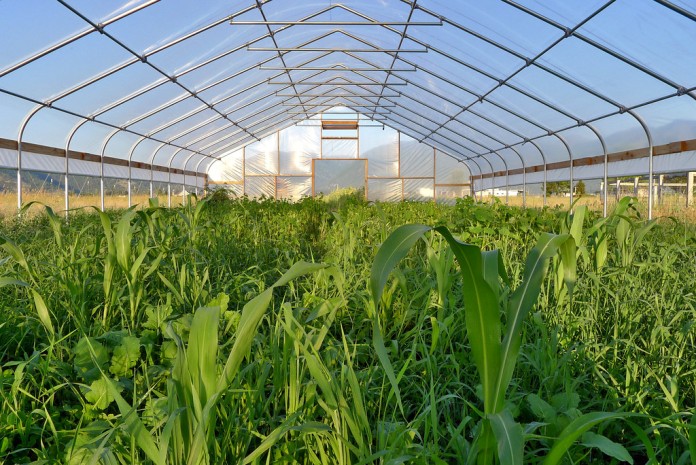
[0,0,695,189]
[314,159,366,195]
[244,132,279,176]
[403,178,434,202]
[322,139,358,159]
[279,125,320,175]
[436,185,470,205]
[22,153,64,174]
[361,125,399,178]
[277,176,312,201]
[367,178,401,202]
[132,167,150,181]
[0,149,16,169]
[435,150,470,185]
[400,134,434,178]
[245,176,275,199]
[70,159,101,177]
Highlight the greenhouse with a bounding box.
[0,0,695,217]
[1,1,696,464]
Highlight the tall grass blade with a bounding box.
[689,412,696,465]
[543,412,628,465]
[103,376,164,465]
[186,305,220,407]
[30,289,54,337]
[0,277,28,288]
[115,209,137,271]
[219,261,327,390]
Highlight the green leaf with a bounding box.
[558,236,577,297]
[73,337,109,382]
[581,432,633,464]
[434,226,501,415]
[489,411,524,465]
[370,224,432,304]
[85,378,120,410]
[31,289,55,337]
[242,413,301,464]
[115,209,137,271]
[102,375,163,465]
[0,277,28,288]
[109,336,141,377]
[543,412,629,465]
[569,205,586,246]
[372,317,404,416]
[595,234,608,271]
[689,412,696,465]
[219,262,327,391]
[0,236,31,278]
[527,394,556,422]
[495,233,570,414]
[186,305,220,407]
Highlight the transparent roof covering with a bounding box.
[0,0,694,175]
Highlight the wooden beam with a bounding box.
[0,136,201,178]
[322,120,359,130]
[471,138,696,180]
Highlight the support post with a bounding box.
[616,179,621,202]
[628,111,654,219]
[687,172,694,207]
[17,105,44,213]
[658,174,664,206]
[553,134,573,210]
[586,124,608,217]
[100,130,122,212]
[65,119,88,220]
[634,177,639,197]
[148,143,167,203]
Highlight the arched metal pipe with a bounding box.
[100,129,123,212]
[490,152,509,205]
[553,134,574,208]
[16,105,45,212]
[127,136,148,207]
[585,123,609,217]
[477,156,496,204]
[194,156,211,197]
[64,118,91,219]
[508,146,527,208]
[147,143,168,199]
[467,157,484,201]
[181,152,199,201]
[165,148,186,208]
[627,111,654,219]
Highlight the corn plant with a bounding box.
[370,224,634,464]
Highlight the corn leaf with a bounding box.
[370,224,432,304]
[489,411,523,465]
[434,226,501,415]
[494,233,571,414]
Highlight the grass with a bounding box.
[0,191,695,464]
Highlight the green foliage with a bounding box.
[546,181,570,196]
[575,180,586,196]
[0,195,694,463]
